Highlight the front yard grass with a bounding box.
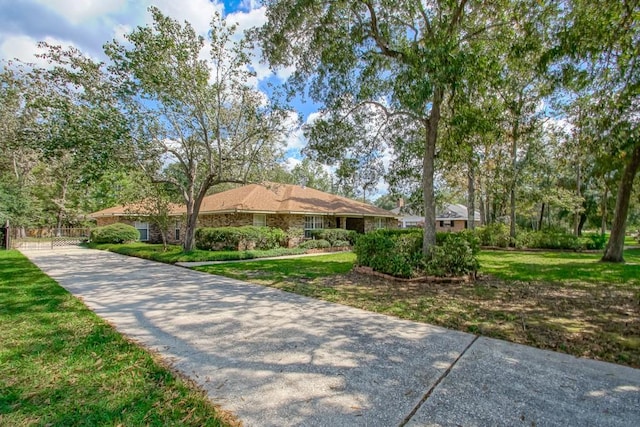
[196,249,640,368]
[0,250,236,427]
[88,242,306,263]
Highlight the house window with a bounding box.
[253,214,267,227]
[439,221,444,228]
[134,221,149,241]
[174,221,181,241]
[304,216,324,238]
[375,217,385,229]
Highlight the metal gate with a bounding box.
[9,227,90,250]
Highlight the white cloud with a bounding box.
[283,157,301,171]
[0,35,76,68]
[239,0,261,11]
[149,0,223,35]
[111,24,132,44]
[33,0,127,25]
[283,111,306,152]
[305,111,324,125]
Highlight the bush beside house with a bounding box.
[90,223,140,244]
[309,229,358,247]
[195,226,286,251]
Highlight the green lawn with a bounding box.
[478,248,640,286]
[194,252,355,281]
[88,242,306,263]
[196,249,640,368]
[0,250,236,427]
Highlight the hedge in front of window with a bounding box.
[308,229,358,246]
[90,223,140,244]
[195,226,286,251]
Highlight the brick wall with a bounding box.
[364,217,398,233]
[435,220,467,232]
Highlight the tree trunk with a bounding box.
[183,192,198,251]
[602,144,640,263]
[467,160,476,230]
[574,156,582,236]
[422,87,443,255]
[538,202,545,231]
[577,212,587,236]
[509,104,521,243]
[600,185,608,235]
[509,185,516,243]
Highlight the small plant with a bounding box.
[90,223,139,244]
[585,233,607,250]
[299,239,331,249]
[332,240,351,248]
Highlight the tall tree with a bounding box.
[550,0,640,262]
[260,0,520,254]
[106,8,291,250]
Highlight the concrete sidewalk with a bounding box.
[21,247,640,426]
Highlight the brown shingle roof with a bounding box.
[198,183,396,217]
[90,183,396,218]
[89,202,184,218]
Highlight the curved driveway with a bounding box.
[22,247,640,426]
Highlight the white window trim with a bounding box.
[253,213,267,227]
[134,221,149,241]
[174,221,181,241]
[304,215,324,238]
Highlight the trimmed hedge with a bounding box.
[309,229,358,246]
[354,229,479,278]
[195,226,286,251]
[354,229,424,278]
[428,232,480,276]
[299,239,331,249]
[90,223,139,244]
[332,240,351,248]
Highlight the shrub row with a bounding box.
[299,239,331,249]
[309,229,358,246]
[476,224,607,250]
[353,229,479,278]
[195,226,286,251]
[90,223,139,244]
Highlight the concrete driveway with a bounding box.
[21,247,640,426]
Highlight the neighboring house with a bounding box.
[90,183,398,243]
[393,203,481,231]
[435,204,481,231]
